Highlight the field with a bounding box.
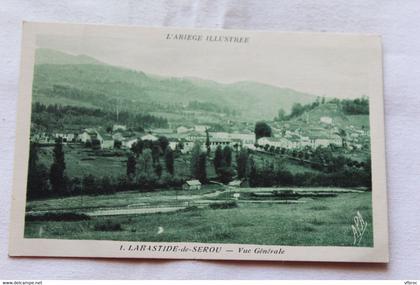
[36,144,319,181]
[25,188,373,247]
[37,144,218,179]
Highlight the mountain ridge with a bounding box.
[33,48,318,121]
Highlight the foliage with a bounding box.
[190,142,202,179]
[205,129,211,155]
[218,166,235,184]
[222,146,232,167]
[27,143,50,199]
[341,97,369,115]
[254,121,272,140]
[151,141,161,163]
[248,160,371,188]
[138,149,154,176]
[131,139,144,157]
[236,148,249,179]
[197,152,208,183]
[25,212,90,222]
[49,138,66,194]
[31,102,168,131]
[93,219,123,231]
[275,109,286,121]
[213,145,223,175]
[209,201,238,209]
[158,136,169,153]
[126,154,136,178]
[164,147,175,175]
[113,140,122,149]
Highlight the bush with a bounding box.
[25,212,90,222]
[209,201,238,209]
[93,219,123,231]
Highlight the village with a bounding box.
[30,114,369,156]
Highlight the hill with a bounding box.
[288,102,370,130]
[35,48,104,65]
[32,49,317,121]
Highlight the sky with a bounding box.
[35,26,380,99]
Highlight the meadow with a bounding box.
[24,190,373,247]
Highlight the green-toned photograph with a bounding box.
[24,27,375,249]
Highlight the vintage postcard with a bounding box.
[9,22,388,262]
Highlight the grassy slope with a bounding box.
[37,146,218,180]
[24,192,373,247]
[38,145,127,178]
[289,103,370,130]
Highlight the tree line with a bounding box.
[31,102,168,132]
[26,133,372,200]
[274,96,369,121]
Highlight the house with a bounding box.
[167,137,180,151]
[257,137,292,150]
[101,134,114,149]
[141,133,158,141]
[320,116,333,125]
[79,129,101,144]
[79,131,91,143]
[183,179,202,190]
[186,131,206,142]
[228,180,244,187]
[112,124,127,132]
[54,132,76,142]
[152,128,173,135]
[209,132,230,140]
[177,126,191,134]
[308,133,342,148]
[194,125,210,133]
[112,132,124,141]
[30,132,54,144]
[230,133,255,145]
[124,138,138,149]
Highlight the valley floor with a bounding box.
[24,188,373,247]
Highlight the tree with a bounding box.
[290,103,304,118]
[101,176,114,194]
[275,109,286,121]
[213,145,223,174]
[138,148,154,176]
[190,142,201,178]
[126,153,137,178]
[50,138,66,195]
[131,139,144,157]
[164,147,175,175]
[27,143,49,199]
[158,136,169,153]
[254,121,272,141]
[222,145,232,167]
[91,138,101,150]
[338,128,347,148]
[154,162,163,178]
[114,140,122,149]
[218,166,234,184]
[82,174,97,195]
[237,148,249,179]
[205,129,211,155]
[151,141,161,163]
[197,152,207,183]
[248,155,257,187]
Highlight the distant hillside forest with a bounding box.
[31,102,168,131]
